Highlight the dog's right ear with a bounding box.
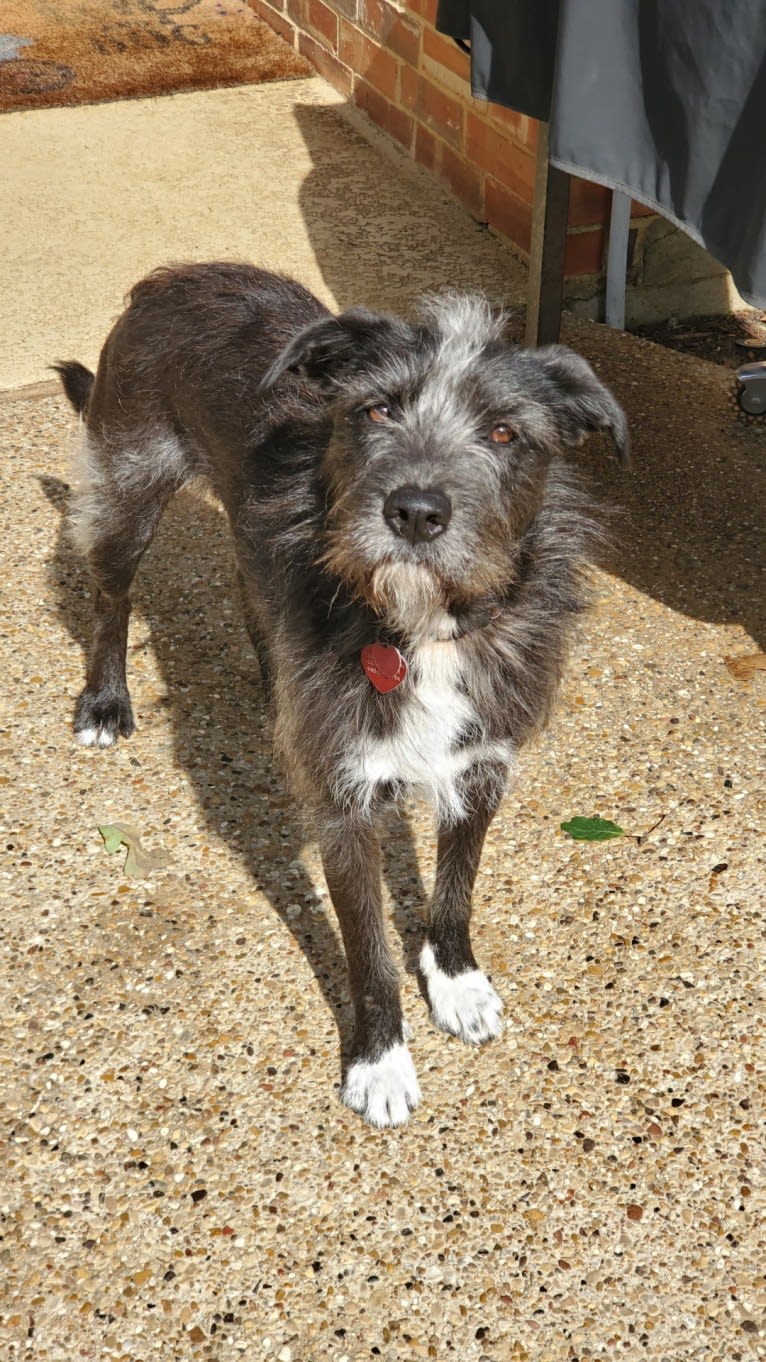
[260,309,406,393]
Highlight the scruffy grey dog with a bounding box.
[55,262,628,1128]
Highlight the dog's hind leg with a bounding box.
[316,809,422,1127]
[235,568,272,690]
[420,763,507,1045]
[71,428,184,747]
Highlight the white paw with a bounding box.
[75,725,115,748]
[342,1042,421,1127]
[420,942,503,1044]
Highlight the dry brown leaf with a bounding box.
[723,652,766,681]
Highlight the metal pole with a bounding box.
[605,189,631,329]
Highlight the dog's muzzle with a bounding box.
[383,485,452,545]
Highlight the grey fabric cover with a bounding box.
[435,0,559,119]
[436,0,766,306]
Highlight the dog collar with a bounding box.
[357,588,507,686]
[359,598,505,691]
[454,601,504,636]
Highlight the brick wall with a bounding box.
[248,0,615,279]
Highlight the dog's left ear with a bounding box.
[534,345,630,466]
[261,308,406,393]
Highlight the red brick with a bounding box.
[339,21,399,100]
[486,100,529,144]
[421,37,471,98]
[564,226,606,275]
[423,27,470,82]
[414,122,438,173]
[400,67,464,148]
[466,113,535,201]
[439,143,483,219]
[485,176,532,255]
[406,0,437,20]
[354,80,414,149]
[285,0,303,22]
[298,30,353,94]
[305,0,338,50]
[568,177,611,229]
[363,0,421,65]
[248,0,296,43]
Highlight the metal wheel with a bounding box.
[735,362,766,419]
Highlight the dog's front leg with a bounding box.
[316,809,421,1127]
[420,763,507,1044]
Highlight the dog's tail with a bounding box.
[51,360,94,415]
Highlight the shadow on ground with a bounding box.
[573,372,766,649]
[41,474,429,1072]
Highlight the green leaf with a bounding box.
[560,815,624,841]
[98,822,171,879]
[99,824,126,854]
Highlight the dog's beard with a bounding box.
[367,560,457,640]
[321,497,521,641]
[321,528,458,640]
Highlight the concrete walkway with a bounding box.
[0,77,526,390]
[1,76,765,1362]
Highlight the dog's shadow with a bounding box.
[41,475,431,1068]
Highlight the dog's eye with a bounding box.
[489,423,516,445]
[367,403,391,424]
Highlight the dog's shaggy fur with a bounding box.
[55,262,628,1127]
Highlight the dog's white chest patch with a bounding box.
[345,641,513,821]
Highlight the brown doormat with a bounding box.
[0,0,312,113]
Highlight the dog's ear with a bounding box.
[261,308,406,393]
[534,346,630,466]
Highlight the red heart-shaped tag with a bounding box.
[360,642,408,693]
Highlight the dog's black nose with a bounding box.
[383,485,452,545]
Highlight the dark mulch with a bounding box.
[633,310,766,372]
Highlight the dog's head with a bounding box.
[262,295,628,637]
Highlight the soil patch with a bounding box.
[634,310,766,372]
